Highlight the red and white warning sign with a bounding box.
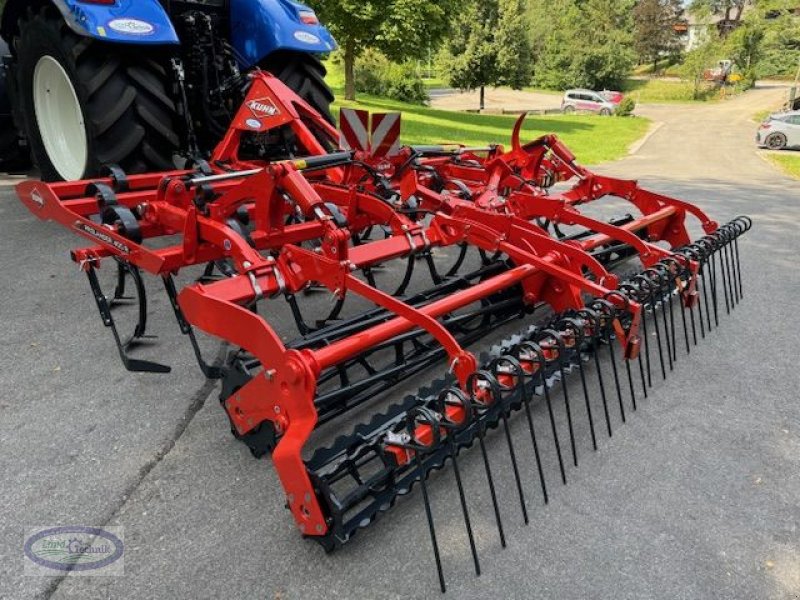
[339,108,370,152]
[338,109,402,157]
[370,112,401,158]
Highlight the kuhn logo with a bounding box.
[247,98,280,119]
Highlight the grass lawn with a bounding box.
[332,94,651,165]
[765,152,800,179]
[621,78,719,103]
[753,109,773,123]
[631,60,683,78]
[519,78,719,104]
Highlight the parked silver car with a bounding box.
[756,111,800,150]
[561,89,620,115]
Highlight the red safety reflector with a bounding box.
[299,11,319,24]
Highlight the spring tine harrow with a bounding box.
[16,70,753,592]
[433,389,481,576]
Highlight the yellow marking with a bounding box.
[97,26,107,37]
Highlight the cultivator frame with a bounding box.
[17,70,751,591]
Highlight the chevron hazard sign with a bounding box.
[338,109,402,157]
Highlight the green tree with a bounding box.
[690,0,752,31]
[307,0,456,100]
[633,0,684,72]
[680,39,720,98]
[439,0,532,110]
[440,2,497,110]
[529,0,636,90]
[726,20,764,86]
[753,0,800,78]
[496,0,533,89]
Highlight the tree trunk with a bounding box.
[733,2,745,23]
[344,40,356,102]
[480,85,485,111]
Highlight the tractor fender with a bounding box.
[1,0,179,46]
[230,0,337,68]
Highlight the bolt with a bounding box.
[223,239,232,251]
[264,369,276,381]
[316,524,324,533]
[243,261,252,269]
[304,492,311,502]
[274,405,281,414]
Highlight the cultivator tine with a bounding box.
[632,281,654,390]
[469,371,529,524]
[718,237,732,315]
[539,330,578,467]
[592,300,626,424]
[666,281,678,363]
[642,272,668,380]
[627,289,650,402]
[733,219,748,298]
[470,392,508,548]
[579,309,613,438]
[399,407,447,593]
[672,259,693,355]
[698,251,713,334]
[655,268,675,372]
[709,244,722,325]
[521,341,567,483]
[515,345,551,502]
[434,389,481,576]
[558,317,598,450]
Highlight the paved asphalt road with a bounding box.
[1,86,799,600]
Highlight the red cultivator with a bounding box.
[18,71,751,591]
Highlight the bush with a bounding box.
[355,50,428,104]
[615,96,636,116]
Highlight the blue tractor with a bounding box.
[0,0,337,181]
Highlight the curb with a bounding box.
[628,121,664,155]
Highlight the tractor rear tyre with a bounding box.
[262,51,335,125]
[12,6,180,181]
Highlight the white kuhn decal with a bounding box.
[247,98,280,119]
[293,31,320,45]
[75,222,131,254]
[108,19,155,36]
[30,189,45,208]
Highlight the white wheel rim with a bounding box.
[33,55,88,180]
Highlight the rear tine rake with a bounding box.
[15,69,753,593]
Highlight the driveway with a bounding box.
[1,86,798,600]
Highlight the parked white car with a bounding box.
[756,111,800,150]
[561,89,621,116]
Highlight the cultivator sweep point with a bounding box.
[17,70,751,591]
